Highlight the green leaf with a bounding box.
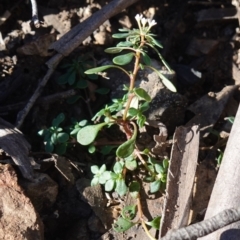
[87,73,98,80]
[225,116,235,124]
[134,88,151,102]
[125,160,137,171]
[67,95,81,104]
[43,131,51,141]
[99,171,111,184]
[110,172,118,180]
[76,79,88,89]
[118,28,130,32]
[144,176,155,182]
[113,162,123,174]
[129,181,140,199]
[100,145,116,155]
[99,164,107,174]
[113,217,134,232]
[148,164,155,173]
[112,33,130,39]
[155,70,177,92]
[105,179,115,191]
[113,53,134,66]
[51,132,58,144]
[91,177,99,186]
[216,149,223,166]
[91,165,99,174]
[142,52,151,65]
[121,205,136,220]
[115,179,127,196]
[148,156,157,165]
[95,88,110,95]
[57,71,73,85]
[145,216,161,230]
[45,140,54,153]
[79,120,88,127]
[116,124,137,158]
[128,108,139,117]
[163,159,169,170]
[55,143,67,155]
[52,113,65,127]
[38,129,48,137]
[140,102,149,112]
[117,41,133,47]
[67,71,76,85]
[57,132,69,143]
[70,128,80,136]
[161,174,167,183]
[77,122,108,145]
[137,115,146,128]
[146,35,163,48]
[150,180,161,193]
[124,154,135,162]
[85,65,115,74]
[88,145,96,154]
[105,47,124,54]
[155,164,164,174]
[151,38,163,49]
[56,127,63,132]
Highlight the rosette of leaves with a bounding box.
[91,161,128,197]
[38,113,69,155]
[57,55,109,104]
[149,158,169,193]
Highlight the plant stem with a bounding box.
[122,35,145,121]
[135,150,155,176]
[122,93,135,121]
[137,196,156,240]
[129,50,141,91]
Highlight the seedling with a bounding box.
[57,55,109,117]
[38,113,69,155]
[38,115,89,155]
[75,14,176,239]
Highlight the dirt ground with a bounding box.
[0,0,240,239]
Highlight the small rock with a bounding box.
[19,172,58,212]
[94,31,112,45]
[0,164,44,240]
[76,178,113,229]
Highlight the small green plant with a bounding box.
[38,113,69,155]
[38,114,89,155]
[57,55,98,89]
[57,54,109,115]
[75,14,176,239]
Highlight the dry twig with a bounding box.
[161,208,240,240]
